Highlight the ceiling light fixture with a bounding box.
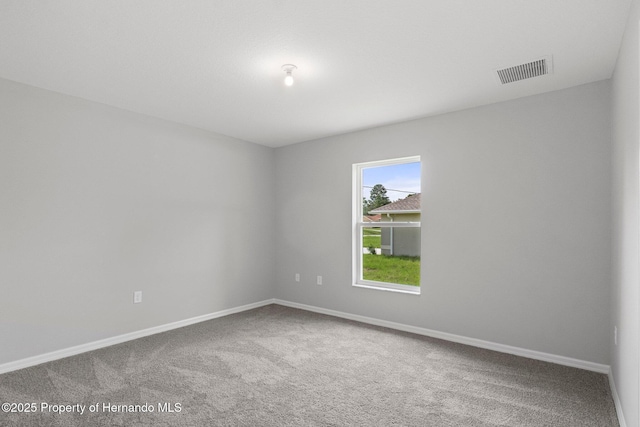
[282,64,297,86]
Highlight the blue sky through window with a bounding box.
[362,161,421,202]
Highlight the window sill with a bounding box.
[353,282,420,295]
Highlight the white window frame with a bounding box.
[352,156,421,295]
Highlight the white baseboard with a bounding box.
[273,299,610,374]
[608,370,627,427]
[0,299,275,375]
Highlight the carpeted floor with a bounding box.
[0,304,619,426]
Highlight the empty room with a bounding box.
[0,1,638,426]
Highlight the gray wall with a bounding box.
[0,78,275,364]
[275,81,612,365]
[611,0,640,425]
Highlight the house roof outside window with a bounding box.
[369,193,421,214]
[363,214,382,223]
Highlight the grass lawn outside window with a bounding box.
[362,253,420,286]
[362,228,381,249]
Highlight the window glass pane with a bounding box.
[362,227,381,255]
[356,158,421,291]
[361,226,421,286]
[362,162,421,217]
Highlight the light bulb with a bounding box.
[284,72,294,86]
[282,64,297,87]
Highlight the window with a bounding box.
[353,156,421,294]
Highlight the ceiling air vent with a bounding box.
[496,57,552,85]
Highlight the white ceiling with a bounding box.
[0,1,632,147]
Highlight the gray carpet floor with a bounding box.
[0,304,619,426]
